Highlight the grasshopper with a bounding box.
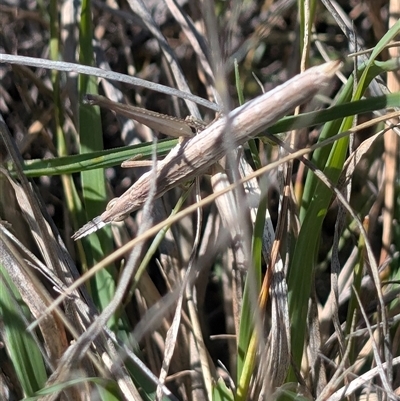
[72,60,341,240]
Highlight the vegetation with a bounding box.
[0,0,399,400]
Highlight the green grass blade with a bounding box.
[267,91,400,136]
[236,190,266,392]
[12,139,176,177]
[212,377,234,401]
[77,0,116,322]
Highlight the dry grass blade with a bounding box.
[258,260,290,398]
[325,355,400,401]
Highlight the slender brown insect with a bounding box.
[73,60,341,240]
